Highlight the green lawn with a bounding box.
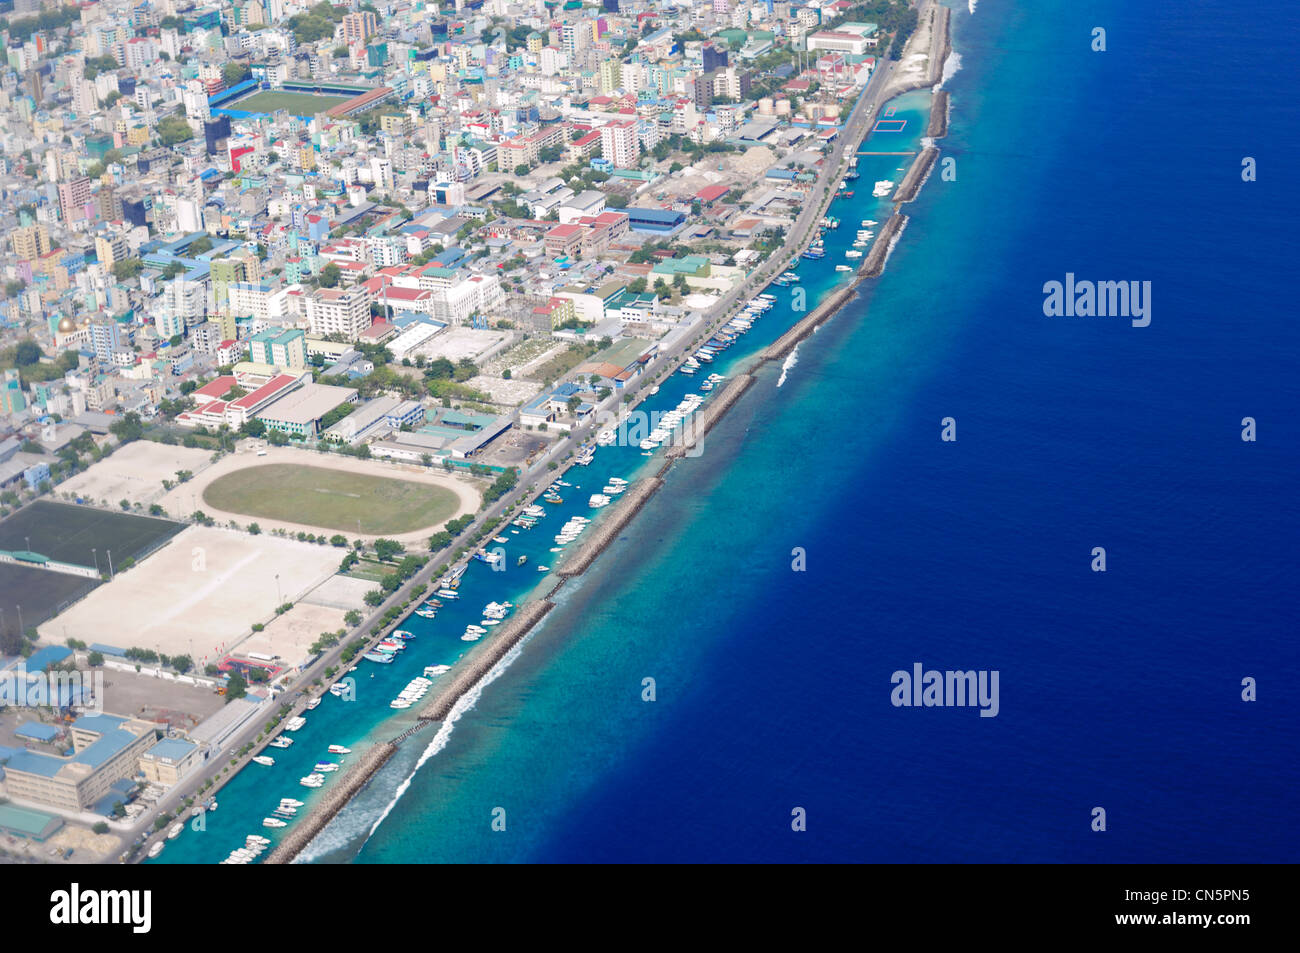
[234,91,354,115]
[203,464,461,535]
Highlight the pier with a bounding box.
[892,146,939,204]
[555,479,664,577]
[264,742,397,865]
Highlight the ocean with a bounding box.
[160,0,1300,864]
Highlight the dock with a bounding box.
[415,599,556,722]
[555,479,664,577]
[665,374,755,457]
[263,742,397,865]
[858,212,909,279]
[927,90,950,139]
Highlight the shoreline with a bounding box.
[186,1,955,867]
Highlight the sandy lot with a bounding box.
[158,444,479,543]
[37,526,341,668]
[234,602,347,669]
[300,573,373,611]
[59,443,216,508]
[412,326,509,363]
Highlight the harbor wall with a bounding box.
[761,282,860,362]
[555,478,664,577]
[893,145,939,204]
[416,599,556,722]
[886,3,952,98]
[666,374,755,457]
[858,212,909,279]
[928,90,950,139]
[264,742,397,864]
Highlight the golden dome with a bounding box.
[57,316,76,333]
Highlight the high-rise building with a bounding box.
[11,224,51,261]
[600,120,640,169]
[58,177,95,225]
[342,11,378,44]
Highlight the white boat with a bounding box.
[835,265,853,272]
[327,744,351,754]
[148,842,165,859]
[300,775,324,787]
[872,180,894,197]
[537,565,550,572]
[263,817,288,828]
[285,716,306,732]
[280,798,304,807]
[589,494,610,508]
[268,737,293,748]
[845,250,863,259]
[167,822,183,840]
[252,755,275,766]
[305,698,321,710]
[862,220,878,227]
[314,761,340,772]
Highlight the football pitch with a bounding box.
[202,463,463,535]
[233,90,354,115]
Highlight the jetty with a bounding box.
[263,743,397,865]
[859,212,909,279]
[556,479,664,577]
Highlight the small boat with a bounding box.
[537,565,550,572]
[872,180,894,197]
[328,745,351,754]
[424,665,451,677]
[363,651,394,663]
[393,630,413,639]
[263,818,287,828]
[280,798,304,807]
[314,761,340,772]
[305,698,321,710]
[493,536,509,544]
[167,822,183,840]
[836,265,853,272]
[268,737,293,748]
[252,755,275,767]
[517,555,527,566]
[285,716,306,731]
[148,842,165,859]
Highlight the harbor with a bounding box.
[555,479,664,577]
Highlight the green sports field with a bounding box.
[233,90,354,115]
[202,464,462,535]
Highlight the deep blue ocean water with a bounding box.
[159,0,1300,864]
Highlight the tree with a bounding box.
[248,523,261,535]
[88,651,104,666]
[344,609,362,626]
[222,63,251,87]
[363,589,384,607]
[318,262,342,288]
[225,673,247,701]
[112,259,144,281]
[157,115,194,146]
[374,538,404,562]
[13,340,41,366]
[92,822,110,835]
[109,412,144,444]
[172,655,193,674]
[189,235,214,255]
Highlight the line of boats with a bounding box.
[390,675,434,709]
[636,394,705,452]
[463,600,513,640]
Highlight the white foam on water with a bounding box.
[294,638,530,863]
[777,343,799,388]
[969,0,978,15]
[936,51,963,91]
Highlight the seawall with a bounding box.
[928,90,950,139]
[761,284,861,362]
[859,212,909,279]
[666,374,755,457]
[893,145,939,204]
[555,479,664,577]
[416,599,556,722]
[264,742,397,865]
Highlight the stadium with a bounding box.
[209,79,394,122]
